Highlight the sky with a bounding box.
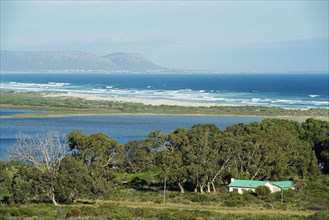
[1,1,328,71]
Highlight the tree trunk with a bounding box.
[51,192,58,205]
[163,177,166,204]
[200,185,204,194]
[178,182,185,194]
[211,181,216,193]
[251,158,267,180]
[207,182,211,193]
[194,183,199,193]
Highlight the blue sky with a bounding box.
[1,1,328,71]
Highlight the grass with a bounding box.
[1,90,328,120]
[0,199,322,220]
[1,170,328,219]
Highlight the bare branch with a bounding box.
[9,131,69,172]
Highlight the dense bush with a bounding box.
[308,211,329,220]
[66,208,81,218]
[255,186,271,198]
[223,193,245,207]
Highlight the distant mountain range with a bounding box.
[0,50,165,72]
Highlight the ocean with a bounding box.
[1,73,328,108]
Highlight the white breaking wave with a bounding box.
[1,82,71,92]
[1,81,328,108]
[309,95,320,98]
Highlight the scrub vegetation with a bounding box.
[1,118,329,219]
[0,91,328,119]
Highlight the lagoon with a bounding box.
[0,114,263,160]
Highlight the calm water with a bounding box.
[1,73,328,108]
[0,114,263,160]
[0,109,44,116]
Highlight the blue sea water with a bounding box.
[0,114,263,160]
[1,73,328,108]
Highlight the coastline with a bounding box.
[42,92,237,107]
[1,70,328,75]
[0,90,328,121]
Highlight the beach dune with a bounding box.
[43,92,230,107]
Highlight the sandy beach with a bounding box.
[42,92,232,107]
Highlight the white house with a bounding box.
[228,178,294,194]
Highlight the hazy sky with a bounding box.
[1,1,328,71]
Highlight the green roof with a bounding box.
[272,181,295,190]
[228,180,268,188]
[228,179,295,190]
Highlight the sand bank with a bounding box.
[42,92,234,107]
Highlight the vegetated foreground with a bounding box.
[1,118,329,219]
[0,90,328,119]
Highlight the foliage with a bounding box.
[255,186,271,198]
[1,118,329,213]
[0,202,315,220]
[223,192,245,207]
[302,118,329,174]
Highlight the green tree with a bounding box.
[67,131,118,176]
[302,118,329,174]
[56,157,92,203]
[225,119,319,181]
[157,128,188,193]
[11,165,57,204]
[186,124,220,193]
[67,131,118,200]
[9,132,69,205]
[120,140,155,173]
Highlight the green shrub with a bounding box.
[190,193,211,203]
[275,203,287,210]
[308,211,329,220]
[306,203,329,211]
[168,191,180,198]
[224,193,245,207]
[66,208,80,218]
[134,208,145,217]
[255,186,271,198]
[242,190,258,202]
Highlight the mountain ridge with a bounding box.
[0,50,164,72]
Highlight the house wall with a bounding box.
[229,184,282,194]
[265,183,281,193]
[229,187,255,194]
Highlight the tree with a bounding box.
[67,131,118,177]
[186,124,220,193]
[9,132,69,173]
[160,128,189,193]
[11,166,35,204]
[9,131,69,205]
[56,157,92,203]
[119,140,155,173]
[302,118,329,174]
[0,160,26,204]
[225,120,319,181]
[67,131,118,200]
[157,143,186,193]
